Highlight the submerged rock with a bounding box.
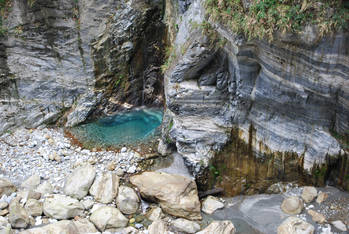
[63,165,96,199]
[130,171,201,220]
[196,221,236,234]
[277,217,314,234]
[281,196,303,215]
[89,172,119,204]
[43,195,84,220]
[89,206,128,231]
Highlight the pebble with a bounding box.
[0,128,143,191]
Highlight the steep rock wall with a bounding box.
[0,0,165,133]
[162,0,349,181]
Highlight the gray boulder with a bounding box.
[19,220,79,234]
[116,186,139,215]
[196,221,236,234]
[43,194,84,220]
[172,218,201,233]
[0,216,13,234]
[0,179,16,197]
[64,165,96,199]
[35,182,54,195]
[89,206,128,231]
[277,217,314,234]
[21,175,41,190]
[89,172,119,204]
[280,196,303,215]
[130,172,201,220]
[148,220,169,234]
[201,196,224,214]
[8,199,30,229]
[73,218,98,233]
[301,187,317,203]
[24,199,42,217]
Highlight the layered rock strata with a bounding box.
[161,0,349,188]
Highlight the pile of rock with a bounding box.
[0,168,236,234]
[278,186,347,233]
[0,128,143,190]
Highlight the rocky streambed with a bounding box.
[0,127,348,234]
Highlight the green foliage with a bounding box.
[0,0,10,36]
[161,45,177,73]
[330,129,349,150]
[27,0,36,7]
[205,0,349,41]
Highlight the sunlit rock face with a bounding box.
[0,0,165,132]
[162,0,348,177]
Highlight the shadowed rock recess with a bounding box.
[161,0,348,192]
[0,0,165,132]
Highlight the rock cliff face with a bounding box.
[0,0,165,132]
[162,0,348,189]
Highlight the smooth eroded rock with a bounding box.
[19,220,79,234]
[277,217,314,234]
[172,218,201,233]
[130,172,201,220]
[8,199,30,229]
[43,194,84,220]
[331,220,347,232]
[0,179,16,197]
[73,217,98,233]
[0,216,12,234]
[116,186,140,215]
[89,172,119,204]
[35,182,54,195]
[148,220,169,234]
[89,206,128,231]
[196,221,236,234]
[24,199,42,217]
[307,209,326,224]
[316,191,328,204]
[21,175,41,190]
[280,196,303,215]
[64,165,96,199]
[201,196,224,214]
[146,206,163,222]
[301,186,317,203]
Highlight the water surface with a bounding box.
[70,108,163,148]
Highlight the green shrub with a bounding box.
[205,0,349,41]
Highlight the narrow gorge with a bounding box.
[0,0,348,233]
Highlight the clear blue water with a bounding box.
[70,108,163,148]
